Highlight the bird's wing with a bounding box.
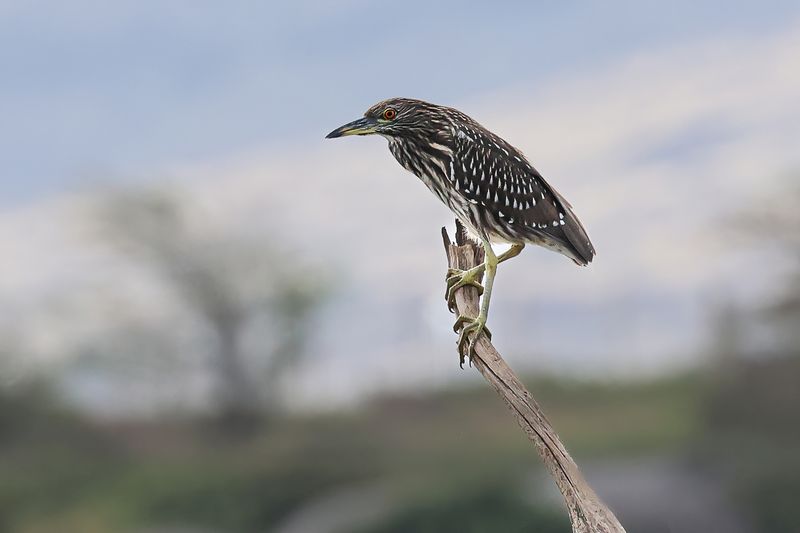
[452,127,595,264]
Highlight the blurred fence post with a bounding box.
[442,221,626,533]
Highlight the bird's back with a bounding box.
[388,104,595,265]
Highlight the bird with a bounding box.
[326,98,594,362]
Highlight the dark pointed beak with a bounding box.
[325,117,379,138]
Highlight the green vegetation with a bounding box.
[0,374,705,533]
[354,484,569,533]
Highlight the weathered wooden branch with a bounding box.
[442,221,626,533]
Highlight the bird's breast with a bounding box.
[388,138,458,207]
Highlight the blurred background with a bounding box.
[1,1,799,532]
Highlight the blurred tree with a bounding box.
[354,484,568,533]
[92,187,325,425]
[734,181,800,351]
[700,180,800,533]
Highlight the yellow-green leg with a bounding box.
[452,242,523,365]
[498,242,525,264]
[445,243,523,310]
[445,264,485,311]
[455,239,497,363]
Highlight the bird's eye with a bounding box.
[383,108,397,120]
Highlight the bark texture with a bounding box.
[442,222,626,533]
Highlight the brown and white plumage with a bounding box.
[327,97,595,360]
[329,97,594,265]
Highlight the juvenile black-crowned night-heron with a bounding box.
[327,98,594,361]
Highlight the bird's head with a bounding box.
[326,98,448,140]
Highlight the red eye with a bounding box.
[383,108,397,120]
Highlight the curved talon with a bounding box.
[454,316,491,367]
[452,314,471,333]
[452,315,492,340]
[445,267,484,312]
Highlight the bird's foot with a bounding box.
[453,314,491,368]
[445,266,484,312]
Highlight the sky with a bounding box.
[2,1,798,203]
[2,1,800,412]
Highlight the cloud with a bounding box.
[186,20,800,380]
[186,20,800,297]
[2,19,800,409]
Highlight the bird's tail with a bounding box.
[555,193,595,265]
